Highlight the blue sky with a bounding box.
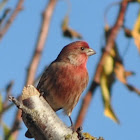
[0,0,140,140]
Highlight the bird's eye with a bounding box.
[81,47,84,50]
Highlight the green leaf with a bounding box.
[3,123,14,140]
[100,48,119,123]
[101,72,119,123]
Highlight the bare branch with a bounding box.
[104,1,121,26]
[3,80,14,105]
[0,0,9,11]
[0,0,24,40]
[0,8,11,26]
[26,0,57,85]
[10,0,58,139]
[75,0,129,129]
[0,81,14,119]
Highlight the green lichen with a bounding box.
[65,134,72,140]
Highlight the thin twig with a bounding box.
[104,1,121,26]
[126,84,140,95]
[0,81,14,119]
[0,8,11,27]
[26,0,57,85]
[0,0,9,11]
[3,80,14,107]
[0,0,24,40]
[10,0,58,139]
[75,0,129,129]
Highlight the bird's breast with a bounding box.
[53,63,88,114]
[40,62,89,115]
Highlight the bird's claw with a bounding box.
[76,126,85,140]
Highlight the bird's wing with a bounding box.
[36,62,55,93]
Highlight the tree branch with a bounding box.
[0,0,24,40]
[9,85,78,140]
[75,0,129,129]
[26,0,57,85]
[10,0,58,139]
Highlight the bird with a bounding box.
[25,41,96,138]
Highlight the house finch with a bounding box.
[25,41,96,137]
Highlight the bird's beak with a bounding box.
[86,48,96,56]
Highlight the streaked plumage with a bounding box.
[25,41,96,138]
[37,41,96,116]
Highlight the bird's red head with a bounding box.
[56,41,96,66]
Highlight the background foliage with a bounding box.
[0,0,140,140]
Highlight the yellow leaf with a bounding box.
[114,61,134,84]
[125,71,134,78]
[104,24,111,39]
[114,61,127,84]
[132,11,140,53]
[105,24,110,32]
[101,72,119,123]
[100,49,119,123]
[101,73,111,103]
[61,15,82,39]
[104,104,119,123]
[62,15,69,31]
[104,53,114,75]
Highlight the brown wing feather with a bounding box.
[37,61,88,115]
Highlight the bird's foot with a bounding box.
[39,91,44,97]
[76,126,85,140]
[68,116,75,132]
[68,124,75,132]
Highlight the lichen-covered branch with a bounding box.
[9,85,78,140]
[9,85,104,140]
